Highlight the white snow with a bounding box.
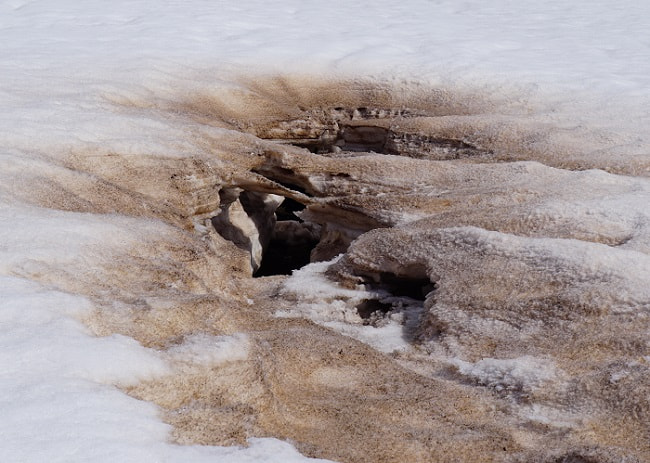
[281,258,379,302]
[279,259,421,354]
[2,0,650,461]
[167,333,250,367]
[453,356,559,394]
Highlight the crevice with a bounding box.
[356,299,392,319]
[337,125,389,153]
[274,197,305,222]
[252,106,492,159]
[251,166,311,195]
[351,267,435,339]
[357,267,435,302]
[211,186,322,277]
[383,133,490,160]
[255,220,320,276]
[372,272,434,301]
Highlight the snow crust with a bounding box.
[280,257,436,355]
[2,0,650,461]
[453,356,558,394]
[167,333,250,366]
[279,259,417,354]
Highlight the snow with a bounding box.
[167,333,250,367]
[281,258,377,302]
[279,259,422,354]
[453,356,558,394]
[0,275,330,462]
[2,0,650,461]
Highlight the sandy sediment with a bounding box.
[14,76,650,462]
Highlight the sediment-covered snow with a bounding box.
[453,356,559,393]
[0,276,329,462]
[279,259,418,353]
[3,0,650,461]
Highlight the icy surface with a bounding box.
[453,356,559,394]
[2,0,650,462]
[279,259,427,354]
[167,333,250,366]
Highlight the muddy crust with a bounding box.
[24,76,650,463]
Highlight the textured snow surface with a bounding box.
[2,0,650,462]
[0,276,328,462]
[279,259,424,354]
[453,356,559,393]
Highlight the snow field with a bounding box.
[2,0,650,461]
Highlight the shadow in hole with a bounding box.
[355,271,435,343]
[255,196,321,276]
[255,236,318,277]
[275,197,304,222]
[373,272,433,300]
[356,299,392,319]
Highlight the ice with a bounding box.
[453,356,559,394]
[279,259,421,354]
[167,333,250,366]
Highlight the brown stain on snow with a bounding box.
[14,75,650,463]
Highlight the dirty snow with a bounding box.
[2,0,650,461]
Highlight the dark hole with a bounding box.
[292,142,321,153]
[252,167,309,195]
[218,188,240,205]
[339,125,388,152]
[239,191,270,223]
[554,454,599,463]
[375,272,433,301]
[356,299,392,319]
[275,197,305,221]
[254,230,319,277]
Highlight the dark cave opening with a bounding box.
[254,195,322,276]
[274,196,305,222]
[354,271,434,322]
[356,266,434,302]
[374,272,434,301]
[254,225,320,277]
[255,192,321,277]
[356,299,393,319]
[211,187,321,277]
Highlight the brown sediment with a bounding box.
[14,75,650,462]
